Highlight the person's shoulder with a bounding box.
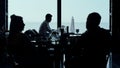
[81,31,89,37]
[43,20,47,23]
[100,28,110,34]
[100,28,112,39]
[14,33,24,38]
[18,33,32,41]
[78,31,89,40]
[41,20,48,25]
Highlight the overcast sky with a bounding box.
[8,0,109,23]
[8,0,110,32]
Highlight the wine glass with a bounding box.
[76,29,79,34]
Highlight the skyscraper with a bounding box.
[70,16,75,33]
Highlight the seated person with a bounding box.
[7,14,34,68]
[39,13,52,40]
[65,12,112,68]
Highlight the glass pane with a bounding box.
[8,0,57,32]
[62,0,109,34]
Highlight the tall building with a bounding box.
[70,16,75,33]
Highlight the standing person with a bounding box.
[39,13,52,39]
[69,12,112,68]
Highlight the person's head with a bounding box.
[10,14,25,33]
[86,12,101,31]
[45,13,52,22]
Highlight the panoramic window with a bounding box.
[8,0,57,32]
[62,0,110,34]
[8,0,109,34]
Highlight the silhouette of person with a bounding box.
[7,14,34,68]
[81,12,111,68]
[38,13,53,68]
[67,12,112,68]
[81,12,112,40]
[39,13,52,39]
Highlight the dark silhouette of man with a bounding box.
[39,13,52,39]
[81,12,111,68]
[81,12,111,40]
[69,12,111,68]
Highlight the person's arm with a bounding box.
[47,24,52,33]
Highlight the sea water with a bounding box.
[22,22,110,33]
